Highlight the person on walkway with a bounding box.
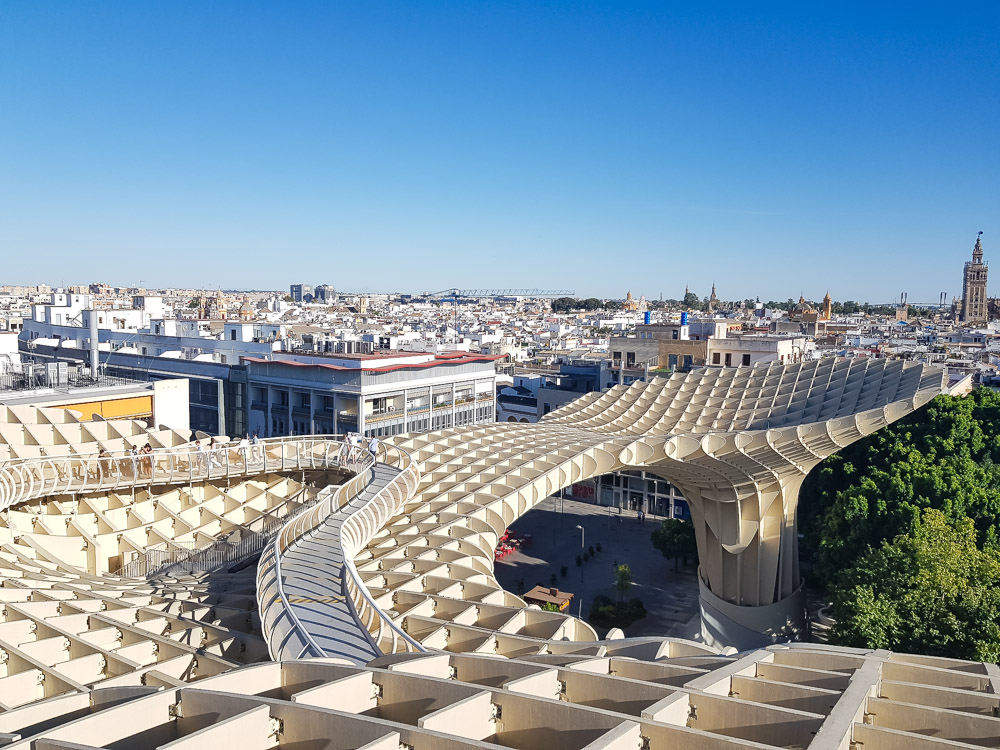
[368,435,380,480]
[238,435,250,467]
[250,432,261,463]
[98,447,112,479]
[193,440,205,473]
[207,437,221,470]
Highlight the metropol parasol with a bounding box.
[0,357,992,750]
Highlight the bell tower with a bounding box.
[961,232,988,323]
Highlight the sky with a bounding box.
[1,2,998,302]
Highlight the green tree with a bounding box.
[651,518,697,572]
[800,389,1000,588]
[829,509,1000,661]
[613,563,634,608]
[682,291,700,310]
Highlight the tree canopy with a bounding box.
[800,388,1000,658]
[829,509,1000,662]
[651,518,698,571]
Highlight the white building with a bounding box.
[243,350,499,438]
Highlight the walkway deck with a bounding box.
[279,462,402,662]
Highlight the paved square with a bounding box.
[494,495,702,640]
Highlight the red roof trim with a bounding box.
[240,353,503,374]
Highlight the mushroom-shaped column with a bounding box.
[582,360,947,650]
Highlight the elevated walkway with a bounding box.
[280,462,402,662]
[0,436,356,509]
[258,446,424,663]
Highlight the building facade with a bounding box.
[243,351,499,438]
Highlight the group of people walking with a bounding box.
[86,430,382,482]
[339,433,380,464]
[95,443,153,479]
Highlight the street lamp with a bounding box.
[575,524,585,582]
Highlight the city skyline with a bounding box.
[1,2,997,299]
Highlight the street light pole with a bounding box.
[575,524,585,582]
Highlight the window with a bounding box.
[712,353,721,365]
[671,330,679,339]
[231,330,237,340]
[742,354,751,366]
[724,353,732,367]
[626,352,636,367]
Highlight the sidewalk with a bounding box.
[494,495,702,641]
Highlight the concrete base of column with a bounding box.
[698,577,806,652]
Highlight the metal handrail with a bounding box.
[0,434,365,511]
[258,443,425,660]
[338,444,424,655]
[257,451,376,660]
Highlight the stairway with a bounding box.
[279,462,402,663]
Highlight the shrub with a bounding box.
[550,573,558,587]
[576,555,582,567]
[588,545,595,557]
[595,542,602,553]
[560,565,568,578]
[588,595,647,629]
[583,551,590,562]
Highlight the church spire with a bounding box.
[973,231,984,264]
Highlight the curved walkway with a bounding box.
[280,461,403,662]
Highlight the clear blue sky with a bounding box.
[1,2,997,302]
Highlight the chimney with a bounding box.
[89,308,99,377]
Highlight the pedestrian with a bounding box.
[193,440,205,472]
[208,437,222,469]
[127,446,139,478]
[98,447,112,479]
[250,431,261,462]
[368,435,380,461]
[238,434,250,466]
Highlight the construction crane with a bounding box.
[425,288,575,298]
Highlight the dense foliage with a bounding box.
[651,518,698,571]
[800,389,1000,657]
[831,510,1000,661]
[589,595,646,629]
[550,297,622,312]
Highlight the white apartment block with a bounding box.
[243,350,499,438]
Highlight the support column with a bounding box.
[451,383,456,429]
[679,477,808,651]
[403,388,409,434]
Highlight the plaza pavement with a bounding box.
[494,496,703,641]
